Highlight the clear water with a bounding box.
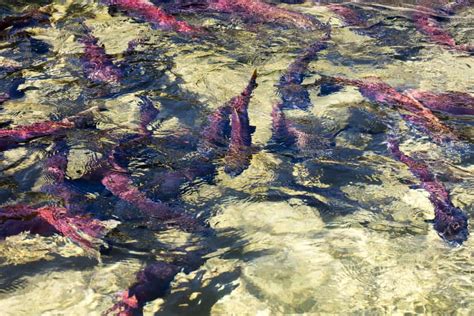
[0,1,473,315]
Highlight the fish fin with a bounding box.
[250,125,256,134]
[251,69,257,80]
[318,82,342,96]
[249,69,258,88]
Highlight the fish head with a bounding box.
[434,206,469,246]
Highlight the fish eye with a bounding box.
[451,222,460,231]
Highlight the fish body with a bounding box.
[137,96,160,136]
[328,4,367,28]
[278,35,329,110]
[0,9,50,34]
[101,169,204,232]
[439,0,471,15]
[80,34,122,84]
[41,147,73,202]
[271,102,297,148]
[324,76,458,143]
[387,138,468,246]
[105,0,199,33]
[0,121,75,151]
[0,205,57,237]
[0,106,99,152]
[0,93,9,105]
[107,261,180,315]
[271,102,309,150]
[224,71,258,176]
[150,162,216,200]
[412,9,473,53]
[40,142,87,215]
[0,205,108,252]
[406,90,474,116]
[36,206,108,251]
[207,0,322,30]
[199,104,232,158]
[106,261,180,316]
[101,170,176,220]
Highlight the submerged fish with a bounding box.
[175,0,323,30]
[270,102,309,150]
[278,31,330,110]
[39,142,87,215]
[211,0,323,30]
[105,0,199,33]
[405,90,474,116]
[149,162,216,201]
[106,261,180,316]
[100,145,205,232]
[137,96,160,136]
[439,0,471,15]
[387,138,469,246]
[40,144,73,203]
[100,170,179,221]
[412,8,473,53]
[224,70,258,176]
[317,76,458,143]
[199,103,232,158]
[0,106,99,152]
[79,32,122,84]
[0,78,26,108]
[0,121,75,152]
[327,4,368,28]
[0,93,9,105]
[0,8,50,34]
[0,205,108,253]
[324,3,421,60]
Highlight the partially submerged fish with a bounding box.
[387,138,469,246]
[105,0,199,33]
[224,70,258,176]
[317,76,458,143]
[405,90,474,116]
[79,32,122,84]
[106,261,180,316]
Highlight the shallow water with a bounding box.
[0,0,473,315]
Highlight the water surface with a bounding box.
[0,1,473,315]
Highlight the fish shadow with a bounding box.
[155,268,241,316]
